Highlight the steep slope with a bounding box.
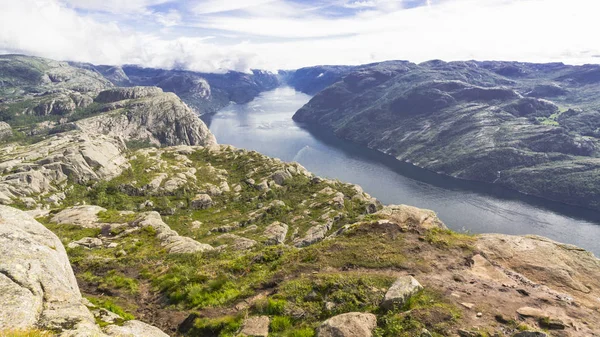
[293,60,600,210]
[71,62,281,115]
[76,86,216,147]
[1,144,598,337]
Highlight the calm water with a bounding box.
[206,87,600,256]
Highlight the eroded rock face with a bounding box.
[0,133,129,205]
[77,88,216,147]
[316,312,377,337]
[95,86,163,103]
[0,205,104,336]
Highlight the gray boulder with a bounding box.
[0,122,12,140]
[51,205,107,228]
[263,221,288,245]
[191,194,213,210]
[381,275,423,310]
[68,237,103,249]
[316,312,377,337]
[271,170,292,185]
[294,221,333,247]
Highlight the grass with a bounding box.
[87,297,135,321]
[270,316,293,332]
[82,270,140,295]
[422,228,475,250]
[189,315,243,337]
[97,209,137,223]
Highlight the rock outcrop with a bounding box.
[0,205,104,336]
[0,133,128,205]
[375,205,447,230]
[476,234,600,307]
[76,87,216,147]
[133,211,214,254]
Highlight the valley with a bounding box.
[0,54,598,337]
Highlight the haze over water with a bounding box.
[206,86,600,256]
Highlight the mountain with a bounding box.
[0,54,599,337]
[292,60,600,211]
[71,62,280,115]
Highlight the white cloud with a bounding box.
[155,9,182,26]
[1,0,599,74]
[343,1,377,8]
[60,0,171,14]
[192,0,278,15]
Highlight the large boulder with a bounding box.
[316,312,377,337]
[51,205,107,228]
[0,205,105,336]
[263,221,288,245]
[381,275,423,310]
[0,122,12,140]
[376,205,446,230]
[191,194,213,210]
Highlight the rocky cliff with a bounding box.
[292,60,600,210]
[71,62,280,115]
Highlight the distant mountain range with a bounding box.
[2,53,600,211]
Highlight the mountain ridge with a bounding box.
[292,59,600,211]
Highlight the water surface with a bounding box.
[206,87,600,256]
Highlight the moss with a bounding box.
[97,210,136,223]
[422,228,475,250]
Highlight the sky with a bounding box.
[0,0,599,73]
